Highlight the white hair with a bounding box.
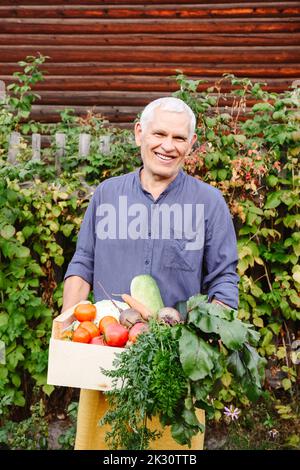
[139,97,196,140]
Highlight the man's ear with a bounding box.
[186,133,197,155]
[191,133,197,148]
[134,122,142,147]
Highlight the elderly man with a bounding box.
[62,97,239,449]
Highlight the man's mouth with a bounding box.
[155,152,176,162]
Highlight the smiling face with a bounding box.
[134,108,197,184]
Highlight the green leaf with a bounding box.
[217,169,227,180]
[61,223,74,237]
[268,323,281,335]
[170,421,189,446]
[264,191,282,209]
[187,294,208,311]
[252,102,274,112]
[238,258,249,275]
[42,384,54,396]
[52,207,61,217]
[12,266,25,278]
[29,263,44,276]
[0,225,16,240]
[261,330,273,347]
[182,407,201,427]
[54,254,64,266]
[233,134,247,144]
[218,318,248,350]
[179,328,216,380]
[14,392,25,407]
[14,246,30,258]
[0,313,8,328]
[282,378,292,390]
[221,371,232,387]
[48,220,59,233]
[246,327,261,345]
[12,373,21,388]
[250,284,264,297]
[22,226,35,239]
[242,343,267,389]
[253,317,264,328]
[28,278,39,287]
[290,291,300,307]
[227,351,246,378]
[205,152,219,168]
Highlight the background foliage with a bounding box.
[0,56,299,448]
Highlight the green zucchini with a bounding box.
[130,274,164,316]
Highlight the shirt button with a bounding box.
[145,260,150,265]
[148,232,151,237]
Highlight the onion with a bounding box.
[119,308,144,328]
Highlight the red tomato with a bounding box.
[72,326,91,343]
[90,335,107,346]
[104,323,129,347]
[98,315,118,334]
[74,304,96,322]
[80,321,99,339]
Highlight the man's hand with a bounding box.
[62,276,91,312]
[211,298,232,310]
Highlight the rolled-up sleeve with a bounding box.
[202,194,239,309]
[64,194,97,286]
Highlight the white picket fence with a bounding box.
[7,131,111,174]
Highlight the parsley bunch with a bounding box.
[100,321,193,450]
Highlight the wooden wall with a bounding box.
[0,0,299,127]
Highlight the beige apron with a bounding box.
[74,389,205,450]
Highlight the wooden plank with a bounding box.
[0,5,299,19]
[2,76,297,92]
[99,135,111,155]
[31,133,41,161]
[0,19,299,35]
[78,133,91,157]
[30,105,140,123]
[18,90,291,109]
[55,132,65,174]
[1,45,299,64]
[28,103,260,125]
[0,32,299,47]
[0,79,5,100]
[7,131,21,163]
[4,0,297,7]
[4,1,299,5]
[2,62,300,78]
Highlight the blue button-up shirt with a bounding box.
[64,168,239,309]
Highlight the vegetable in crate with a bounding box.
[130,274,164,319]
[100,294,266,450]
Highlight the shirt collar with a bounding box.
[134,166,185,199]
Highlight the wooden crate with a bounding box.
[47,301,124,391]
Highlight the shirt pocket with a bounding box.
[163,237,199,272]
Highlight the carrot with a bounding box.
[121,293,155,321]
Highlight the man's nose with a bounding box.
[161,136,175,152]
